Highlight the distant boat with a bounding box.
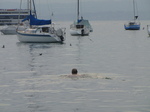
[0,25,26,35]
[70,0,93,36]
[147,25,150,36]
[0,0,31,35]
[1,25,17,35]
[17,0,66,43]
[124,0,140,30]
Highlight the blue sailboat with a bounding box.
[124,0,140,30]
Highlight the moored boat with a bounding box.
[124,0,140,30]
[124,21,140,30]
[1,25,27,35]
[17,0,66,43]
[70,0,93,36]
[147,25,150,36]
[17,25,66,43]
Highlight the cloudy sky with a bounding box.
[0,0,150,21]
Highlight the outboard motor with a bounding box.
[56,28,65,41]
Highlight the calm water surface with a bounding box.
[0,21,150,112]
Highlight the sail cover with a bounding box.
[22,14,51,25]
[78,19,82,23]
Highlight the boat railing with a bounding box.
[70,24,75,29]
[125,21,140,26]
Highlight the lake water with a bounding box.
[0,21,150,112]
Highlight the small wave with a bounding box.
[60,73,114,80]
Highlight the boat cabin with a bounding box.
[129,22,136,25]
[42,27,49,33]
[76,24,84,29]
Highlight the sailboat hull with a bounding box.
[124,24,140,30]
[70,20,92,36]
[70,28,90,36]
[17,31,63,43]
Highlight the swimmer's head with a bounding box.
[72,68,78,75]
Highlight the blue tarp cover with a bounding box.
[77,19,82,23]
[22,14,51,25]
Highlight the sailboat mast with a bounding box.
[133,0,135,21]
[29,0,32,12]
[27,0,29,10]
[77,0,79,22]
[32,0,37,18]
[29,0,32,27]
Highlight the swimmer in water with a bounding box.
[65,68,79,79]
[60,68,93,79]
[70,68,92,78]
[72,68,78,75]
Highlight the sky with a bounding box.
[0,0,150,21]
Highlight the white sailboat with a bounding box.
[17,0,66,43]
[70,0,93,36]
[0,25,27,35]
[147,25,150,36]
[124,0,140,30]
[1,25,18,35]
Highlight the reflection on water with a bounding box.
[16,42,54,49]
[15,42,66,76]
